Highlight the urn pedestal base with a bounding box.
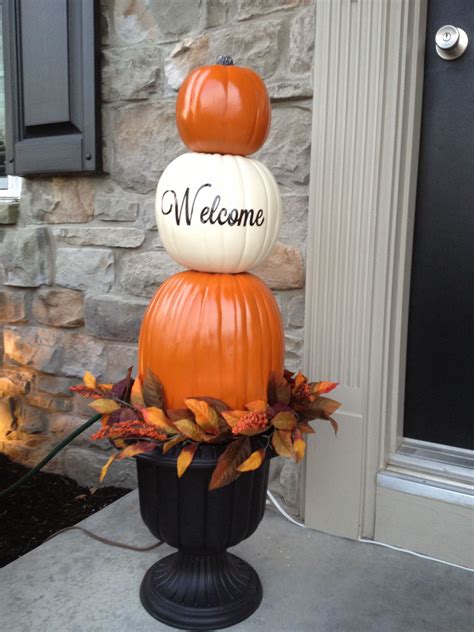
[136,444,270,630]
[140,550,262,630]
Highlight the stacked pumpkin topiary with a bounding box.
[139,55,284,410]
[72,58,340,630]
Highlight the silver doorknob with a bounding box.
[435,25,468,60]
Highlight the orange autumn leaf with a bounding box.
[208,438,251,490]
[297,421,316,434]
[311,381,338,396]
[131,377,145,408]
[306,396,341,420]
[329,417,339,436]
[99,383,113,391]
[83,371,97,389]
[112,438,127,449]
[100,414,110,428]
[99,453,118,483]
[236,448,266,472]
[293,428,306,463]
[162,435,186,454]
[116,442,156,460]
[184,398,220,435]
[142,369,165,409]
[272,429,295,459]
[90,398,120,414]
[244,400,267,413]
[174,418,212,442]
[294,371,307,389]
[267,372,291,405]
[177,443,198,477]
[221,410,246,429]
[272,411,297,431]
[142,407,176,434]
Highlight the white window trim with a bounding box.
[0,175,22,199]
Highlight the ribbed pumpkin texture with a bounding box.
[176,63,271,156]
[138,271,284,410]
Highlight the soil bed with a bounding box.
[0,454,131,567]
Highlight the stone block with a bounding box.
[103,0,158,45]
[63,446,137,488]
[0,203,19,224]
[0,289,26,323]
[142,197,158,231]
[255,103,312,186]
[17,404,49,434]
[147,0,202,40]
[205,0,230,27]
[287,291,305,328]
[106,102,185,194]
[32,288,84,328]
[0,368,33,397]
[3,326,64,373]
[279,193,309,248]
[120,251,182,297]
[52,227,145,248]
[56,248,114,292]
[26,391,72,413]
[0,436,59,472]
[95,196,139,222]
[208,20,285,79]
[49,413,84,435]
[267,78,313,101]
[105,343,138,383]
[49,415,110,452]
[108,0,201,44]
[21,177,95,224]
[62,333,107,379]
[268,457,301,516]
[279,459,301,512]
[237,0,311,21]
[273,289,305,329]
[285,328,304,372]
[34,374,75,396]
[164,37,210,91]
[289,8,315,74]
[1,227,52,287]
[102,46,161,102]
[72,390,99,418]
[252,242,304,290]
[84,294,149,342]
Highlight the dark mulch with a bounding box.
[0,454,131,568]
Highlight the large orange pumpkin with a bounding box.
[176,56,271,156]
[138,270,284,410]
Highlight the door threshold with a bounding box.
[384,438,474,495]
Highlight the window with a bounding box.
[0,0,20,197]
[2,0,101,177]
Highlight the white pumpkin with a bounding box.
[155,152,282,273]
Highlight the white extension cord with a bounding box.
[265,490,473,572]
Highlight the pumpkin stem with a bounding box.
[216,55,234,66]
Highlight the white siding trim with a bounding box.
[304,0,428,539]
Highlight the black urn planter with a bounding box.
[136,442,270,630]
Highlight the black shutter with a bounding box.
[2,0,101,176]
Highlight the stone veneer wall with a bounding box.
[0,0,314,515]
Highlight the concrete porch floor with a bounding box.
[1,491,472,632]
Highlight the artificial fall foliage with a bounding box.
[70,368,340,491]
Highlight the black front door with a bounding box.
[404,0,473,450]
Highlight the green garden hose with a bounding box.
[0,413,102,499]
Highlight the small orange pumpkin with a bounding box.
[138,270,284,410]
[176,56,271,156]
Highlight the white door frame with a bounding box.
[303,0,473,567]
